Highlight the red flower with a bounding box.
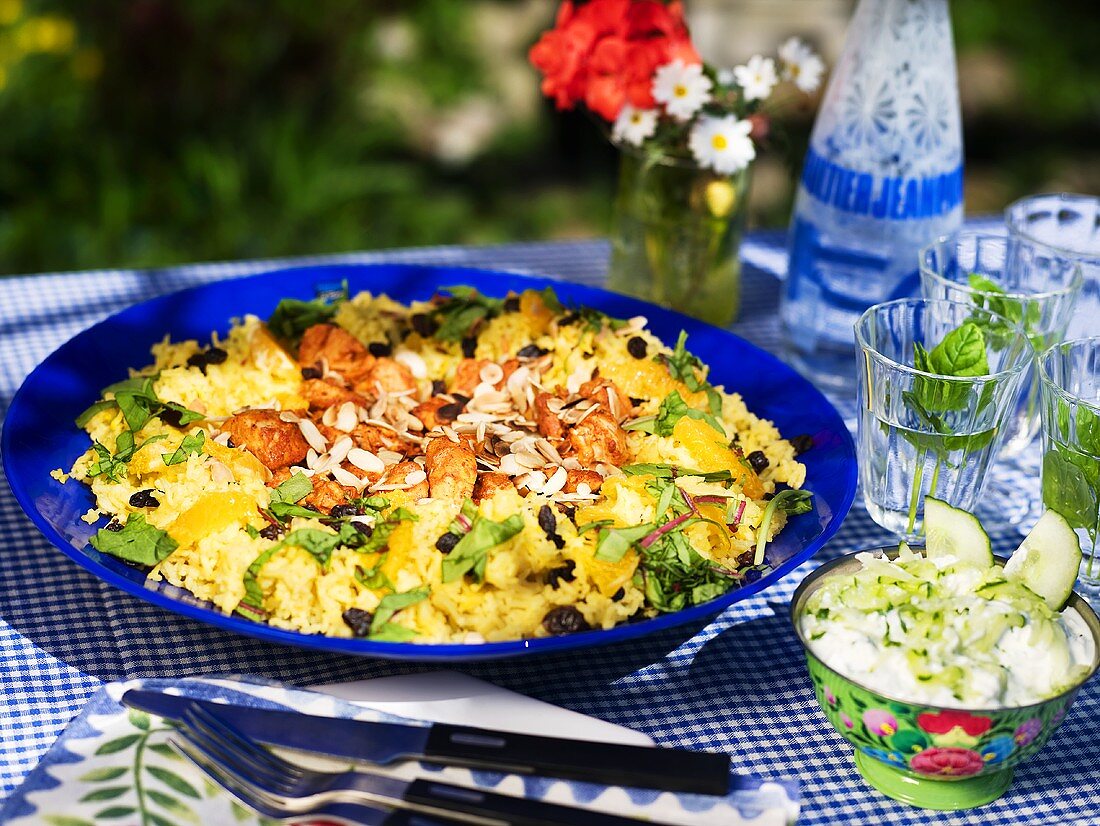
[917,710,992,737]
[529,0,702,121]
[910,747,985,777]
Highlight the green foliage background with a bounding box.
[0,0,1095,275]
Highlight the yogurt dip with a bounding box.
[799,546,1096,708]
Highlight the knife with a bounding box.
[123,689,731,795]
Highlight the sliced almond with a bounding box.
[347,447,385,475]
[335,402,357,432]
[209,459,234,485]
[278,411,301,423]
[331,465,366,489]
[394,349,427,379]
[378,449,404,466]
[404,469,427,486]
[542,466,568,496]
[298,418,328,453]
[479,362,504,386]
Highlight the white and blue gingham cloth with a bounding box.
[2,225,1097,825]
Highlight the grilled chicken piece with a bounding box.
[299,324,374,384]
[451,358,490,396]
[568,409,630,466]
[473,471,513,502]
[377,460,429,499]
[351,422,413,455]
[424,437,477,503]
[357,357,417,396]
[563,468,603,495]
[411,396,451,431]
[578,377,633,422]
[533,392,564,440]
[301,379,368,412]
[221,409,309,470]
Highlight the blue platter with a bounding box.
[3,264,856,661]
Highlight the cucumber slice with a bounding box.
[1003,510,1083,610]
[923,497,994,569]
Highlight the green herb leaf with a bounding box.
[370,586,429,636]
[575,518,615,535]
[267,289,346,348]
[621,463,733,483]
[928,322,990,378]
[660,330,706,391]
[442,512,524,582]
[356,506,419,554]
[431,286,505,342]
[594,523,655,563]
[269,472,313,505]
[90,514,178,566]
[75,400,117,428]
[754,489,813,565]
[161,431,206,466]
[368,623,419,642]
[268,502,321,521]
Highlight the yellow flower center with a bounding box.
[631,113,643,124]
[674,84,688,98]
[711,134,728,151]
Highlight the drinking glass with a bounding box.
[919,232,1082,457]
[855,298,1033,538]
[1006,194,1100,340]
[1038,338,1100,599]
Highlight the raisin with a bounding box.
[205,347,228,365]
[128,489,160,508]
[352,522,374,537]
[790,434,815,455]
[728,434,741,448]
[735,549,755,567]
[301,366,322,380]
[342,607,374,637]
[546,560,576,588]
[329,503,362,518]
[436,532,460,553]
[611,587,625,601]
[629,396,646,407]
[259,524,283,540]
[537,504,557,536]
[461,337,477,358]
[368,341,392,357]
[626,336,647,359]
[437,403,463,422]
[411,313,437,337]
[560,504,577,523]
[503,296,520,312]
[747,450,769,472]
[559,312,580,326]
[517,344,549,359]
[431,379,447,396]
[743,568,762,584]
[104,519,124,532]
[543,606,590,635]
[551,534,565,550]
[763,492,774,501]
[451,393,471,406]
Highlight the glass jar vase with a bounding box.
[607,147,751,327]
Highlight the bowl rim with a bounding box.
[789,545,1100,713]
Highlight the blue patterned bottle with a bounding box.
[779,0,963,389]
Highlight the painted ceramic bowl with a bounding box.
[790,548,1100,810]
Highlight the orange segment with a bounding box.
[671,416,763,499]
[170,491,255,547]
[584,549,640,597]
[519,289,555,336]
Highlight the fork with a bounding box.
[169,731,457,826]
[176,703,662,826]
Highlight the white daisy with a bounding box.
[778,37,825,93]
[732,55,778,102]
[611,105,659,147]
[652,60,713,122]
[716,68,735,87]
[689,115,756,175]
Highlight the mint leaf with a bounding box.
[442,512,524,582]
[1077,405,1100,456]
[161,431,206,466]
[594,523,655,563]
[928,322,990,378]
[90,514,178,566]
[370,586,429,636]
[1042,447,1100,540]
[660,331,706,391]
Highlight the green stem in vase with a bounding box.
[906,447,927,536]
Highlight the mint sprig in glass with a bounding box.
[855,298,1033,539]
[920,232,1083,457]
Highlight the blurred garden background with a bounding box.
[0,0,1096,275]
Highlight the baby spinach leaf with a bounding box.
[161,431,206,466]
[370,586,429,636]
[594,523,655,563]
[90,514,178,566]
[442,512,524,583]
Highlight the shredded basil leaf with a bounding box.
[267,284,348,348]
[270,472,312,505]
[370,587,430,637]
[161,430,206,466]
[754,489,814,565]
[594,523,655,563]
[621,463,733,484]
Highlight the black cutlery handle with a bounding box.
[403,778,654,826]
[422,724,729,795]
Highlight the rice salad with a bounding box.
[65,286,813,643]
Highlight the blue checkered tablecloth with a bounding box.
[1,227,1096,826]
